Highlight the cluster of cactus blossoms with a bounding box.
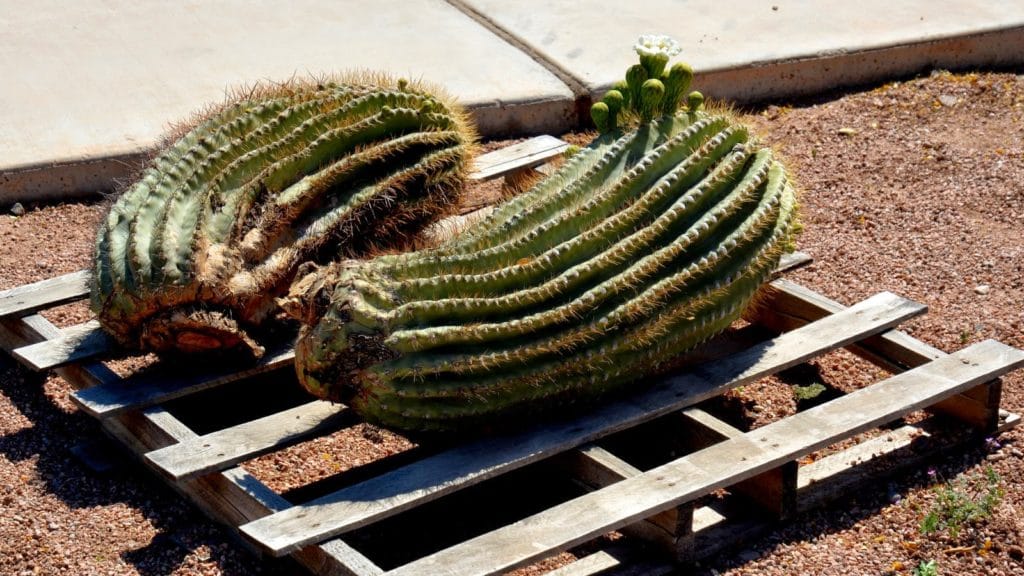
[92,37,799,433]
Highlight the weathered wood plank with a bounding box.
[468,135,569,181]
[559,444,690,541]
[545,545,673,576]
[757,278,1007,432]
[0,314,380,576]
[12,320,116,371]
[930,379,1002,431]
[774,251,812,275]
[387,340,1024,576]
[756,278,944,370]
[70,342,296,417]
[678,407,796,518]
[998,409,1020,433]
[0,269,91,319]
[798,423,931,510]
[240,291,926,556]
[146,400,351,480]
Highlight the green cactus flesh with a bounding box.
[91,74,477,357]
[289,110,799,433]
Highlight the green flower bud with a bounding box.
[639,79,665,123]
[590,101,610,133]
[602,90,624,115]
[625,64,649,114]
[612,80,631,108]
[687,91,705,112]
[601,90,624,131]
[661,62,694,115]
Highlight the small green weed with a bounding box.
[792,382,826,402]
[920,466,1004,539]
[912,559,938,576]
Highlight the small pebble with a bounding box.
[10,202,25,216]
[938,94,959,107]
[986,452,1007,462]
[974,284,990,295]
[837,127,858,136]
[1010,448,1023,458]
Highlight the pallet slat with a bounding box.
[71,342,295,417]
[757,278,946,370]
[13,320,115,371]
[387,340,1024,576]
[545,545,673,576]
[146,400,351,480]
[469,135,569,181]
[240,290,925,556]
[0,269,91,319]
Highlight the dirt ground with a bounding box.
[1,69,1023,575]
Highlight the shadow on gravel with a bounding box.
[0,352,300,575]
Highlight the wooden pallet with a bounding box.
[1,136,1022,576]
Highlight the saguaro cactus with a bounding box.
[289,38,800,432]
[91,74,477,357]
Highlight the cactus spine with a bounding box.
[289,38,801,432]
[91,74,477,357]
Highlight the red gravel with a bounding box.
[1,70,1023,575]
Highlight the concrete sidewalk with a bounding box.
[2,0,1023,205]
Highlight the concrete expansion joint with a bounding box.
[444,0,594,128]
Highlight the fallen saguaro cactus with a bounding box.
[91,74,477,357]
[287,37,801,433]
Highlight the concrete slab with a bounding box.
[0,0,574,204]
[463,0,1024,101]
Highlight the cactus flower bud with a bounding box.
[639,78,665,123]
[590,101,611,133]
[625,64,649,114]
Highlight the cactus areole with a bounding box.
[90,74,477,357]
[288,37,801,433]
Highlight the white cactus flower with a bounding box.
[634,34,681,59]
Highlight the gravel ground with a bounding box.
[1,70,1023,575]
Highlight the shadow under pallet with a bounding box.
[0,136,1021,576]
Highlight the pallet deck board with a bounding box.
[239,290,926,556]
[387,340,1024,576]
[71,342,296,417]
[13,319,115,371]
[469,135,570,181]
[0,269,91,319]
[758,278,946,370]
[146,400,351,480]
